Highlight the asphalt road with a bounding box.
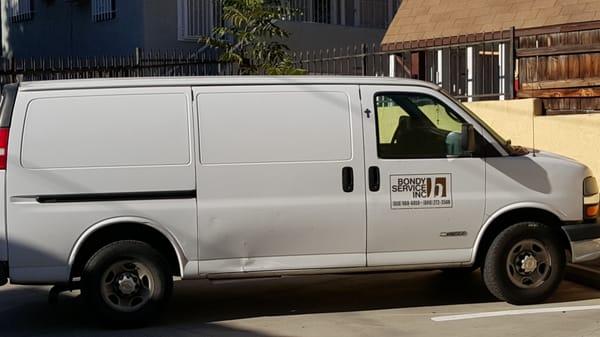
[1,270,600,337]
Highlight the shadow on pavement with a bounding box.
[163,270,599,324]
[0,270,598,336]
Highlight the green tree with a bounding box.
[200,0,306,75]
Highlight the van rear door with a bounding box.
[193,85,367,274]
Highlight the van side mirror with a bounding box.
[461,123,476,154]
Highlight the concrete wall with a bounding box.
[466,99,600,177]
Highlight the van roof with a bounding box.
[17,76,441,92]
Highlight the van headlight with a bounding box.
[584,177,599,220]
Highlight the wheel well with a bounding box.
[474,208,570,266]
[70,222,181,279]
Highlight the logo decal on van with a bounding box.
[390,174,453,209]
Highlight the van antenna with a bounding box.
[531,39,538,157]
[532,95,536,157]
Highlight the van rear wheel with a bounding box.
[482,222,565,305]
[81,240,173,327]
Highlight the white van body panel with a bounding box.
[67,216,196,277]
[22,94,190,169]
[485,152,588,222]
[6,87,198,283]
[193,85,368,272]
[367,248,473,267]
[197,254,366,275]
[469,201,569,264]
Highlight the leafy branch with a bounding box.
[200,0,306,75]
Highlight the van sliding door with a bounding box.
[192,85,367,274]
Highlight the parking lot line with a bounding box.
[431,305,600,322]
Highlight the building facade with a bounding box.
[382,0,600,114]
[2,0,400,58]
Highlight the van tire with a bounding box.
[81,240,173,327]
[482,222,565,305]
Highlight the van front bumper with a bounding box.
[562,220,600,263]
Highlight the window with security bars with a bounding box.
[8,0,33,23]
[92,0,116,22]
[278,0,401,28]
[178,0,222,41]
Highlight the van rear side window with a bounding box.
[0,84,18,128]
[197,91,353,164]
[21,93,191,169]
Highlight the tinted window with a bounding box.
[0,84,17,128]
[375,93,476,159]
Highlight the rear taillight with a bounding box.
[585,203,599,218]
[0,128,9,170]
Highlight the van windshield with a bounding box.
[438,89,528,156]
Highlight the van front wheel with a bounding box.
[81,240,173,326]
[482,222,565,305]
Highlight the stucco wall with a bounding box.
[2,0,145,57]
[466,99,600,177]
[534,115,600,177]
[142,0,202,52]
[279,21,385,51]
[1,0,385,58]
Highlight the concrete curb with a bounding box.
[566,263,600,289]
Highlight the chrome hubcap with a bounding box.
[100,261,154,312]
[506,239,552,289]
[117,273,139,295]
[521,255,538,274]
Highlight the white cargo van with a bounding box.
[0,77,599,325]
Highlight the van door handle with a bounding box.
[342,167,354,192]
[369,166,380,192]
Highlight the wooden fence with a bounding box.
[516,27,600,114]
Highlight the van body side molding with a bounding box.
[34,190,197,203]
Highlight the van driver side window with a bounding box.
[375,93,478,159]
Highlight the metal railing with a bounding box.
[92,0,116,22]
[0,49,234,87]
[292,43,389,76]
[0,44,389,88]
[1,41,511,106]
[7,0,33,23]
